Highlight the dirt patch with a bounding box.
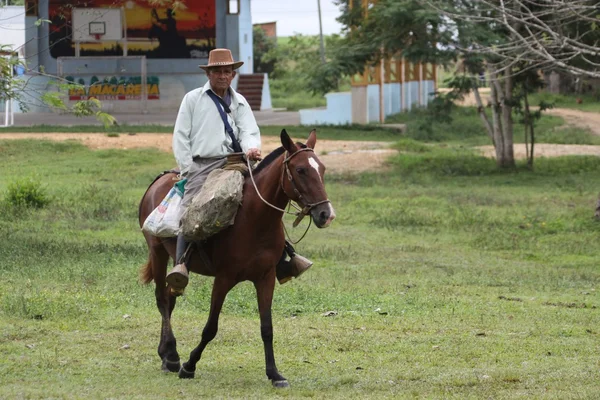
[546,108,600,136]
[440,88,600,157]
[0,133,397,174]
[478,143,600,159]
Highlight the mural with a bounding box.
[49,0,216,59]
[66,75,160,100]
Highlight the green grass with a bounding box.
[270,76,327,111]
[529,91,600,113]
[387,106,600,146]
[1,119,600,398]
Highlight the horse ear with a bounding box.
[280,129,297,153]
[306,129,317,149]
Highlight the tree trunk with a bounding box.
[501,71,515,168]
[472,86,495,145]
[523,89,535,168]
[488,69,515,168]
[489,71,506,165]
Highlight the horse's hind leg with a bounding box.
[151,245,181,372]
[179,276,236,379]
[255,273,288,388]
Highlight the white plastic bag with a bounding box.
[142,186,183,237]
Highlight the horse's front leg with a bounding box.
[255,271,289,388]
[179,276,235,379]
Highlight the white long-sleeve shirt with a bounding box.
[172,81,261,175]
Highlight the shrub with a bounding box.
[4,178,50,209]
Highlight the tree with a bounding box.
[311,0,600,168]
[1,43,113,125]
[428,0,600,79]
[428,0,600,167]
[253,26,278,74]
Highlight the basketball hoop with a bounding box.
[94,34,103,41]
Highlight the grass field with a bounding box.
[1,117,600,398]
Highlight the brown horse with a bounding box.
[138,129,335,387]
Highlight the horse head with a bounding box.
[280,129,336,228]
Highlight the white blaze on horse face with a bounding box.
[324,203,336,227]
[308,157,322,182]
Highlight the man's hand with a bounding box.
[246,147,262,161]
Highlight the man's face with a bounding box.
[208,66,235,93]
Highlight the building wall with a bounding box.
[237,0,253,74]
[299,92,352,125]
[255,22,277,38]
[0,6,25,50]
[300,81,436,126]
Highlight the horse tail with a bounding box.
[139,260,154,284]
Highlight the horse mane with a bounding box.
[249,142,307,176]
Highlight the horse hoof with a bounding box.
[178,365,195,379]
[161,359,181,373]
[272,379,289,388]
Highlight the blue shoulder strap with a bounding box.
[206,90,243,153]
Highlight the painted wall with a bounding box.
[261,74,272,110]
[299,92,352,125]
[300,82,436,126]
[10,0,253,113]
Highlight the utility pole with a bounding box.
[317,0,326,64]
[379,46,385,123]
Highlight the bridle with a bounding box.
[281,148,331,226]
[247,148,331,243]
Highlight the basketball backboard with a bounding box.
[72,8,124,42]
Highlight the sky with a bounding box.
[251,0,344,37]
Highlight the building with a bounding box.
[1,0,270,114]
[254,21,277,38]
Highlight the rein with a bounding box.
[246,148,331,243]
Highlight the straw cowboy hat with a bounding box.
[199,48,244,71]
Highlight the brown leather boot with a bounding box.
[166,263,189,291]
[289,254,313,278]
[276,241,314,284]
[276,254,314,284]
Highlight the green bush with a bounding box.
[4,178,50,209]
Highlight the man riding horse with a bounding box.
[167,48,312,292]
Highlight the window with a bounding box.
[228,0,240,15]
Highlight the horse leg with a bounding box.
[151,245,181,372]
[255,272,289,388]
[178,276,235,379]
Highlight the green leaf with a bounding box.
[40,92,68,111]
[96,112,117,128]
[34,19,52,27]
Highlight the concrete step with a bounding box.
[237,74,265,110]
